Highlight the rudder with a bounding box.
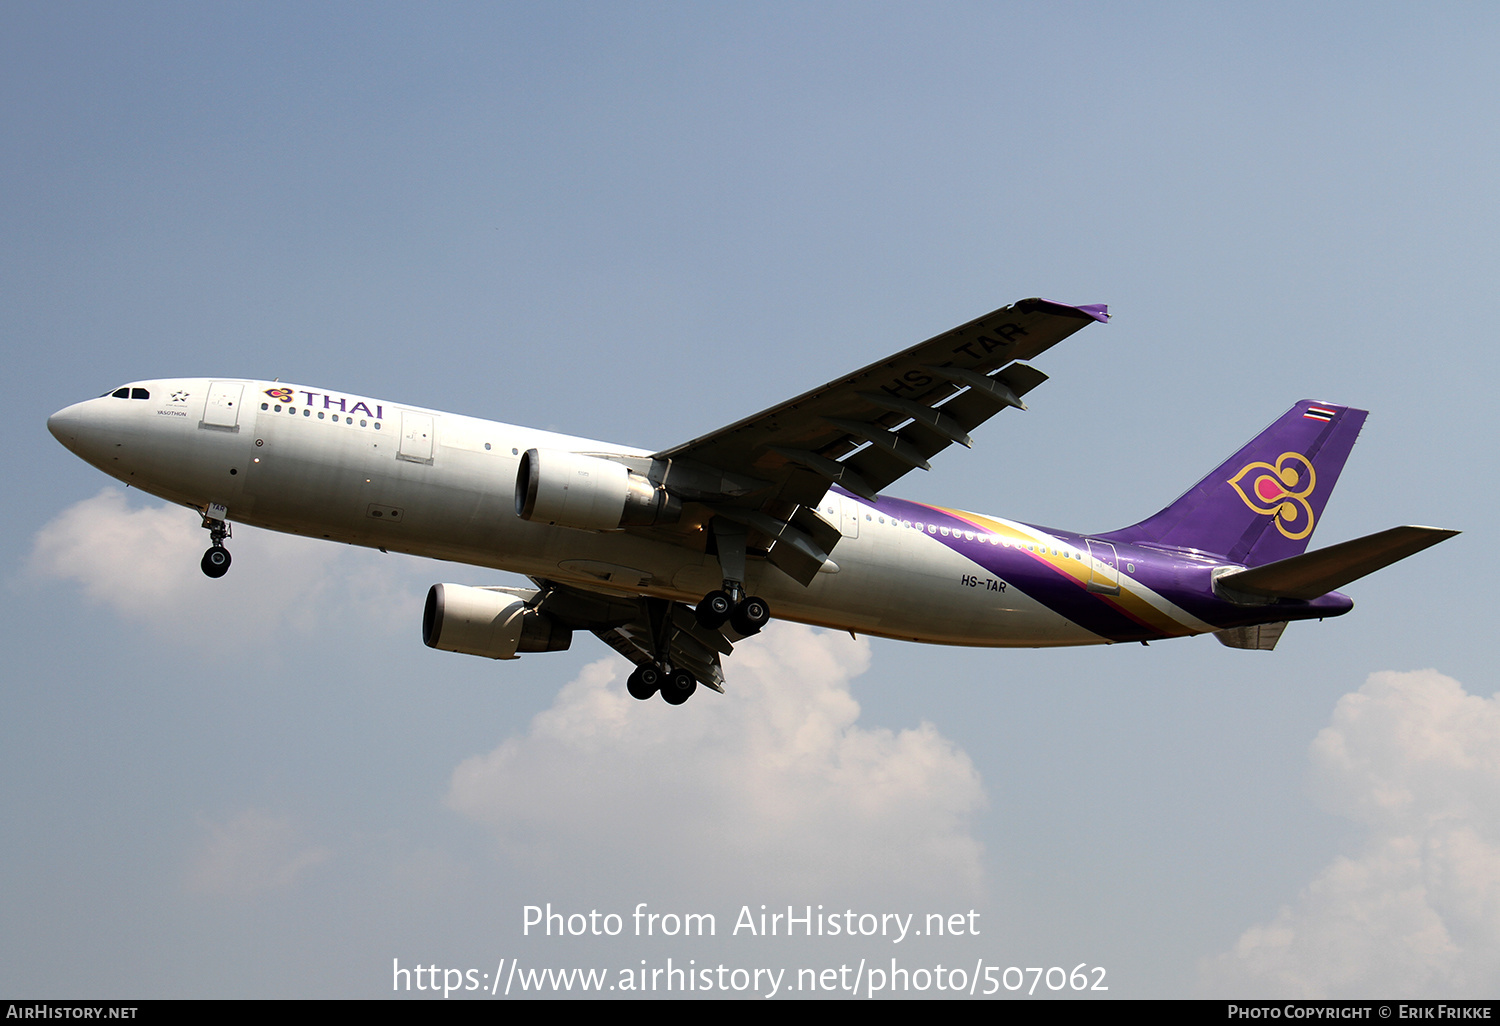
[1102,401,1367,566]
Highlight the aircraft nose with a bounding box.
[48,400,113,463]
[47,403,85,448]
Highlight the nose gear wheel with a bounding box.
[199,508,232,579]
[201,546,231,578]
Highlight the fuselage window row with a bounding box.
[259,401,380,430]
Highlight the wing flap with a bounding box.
[595,621,729,692]
[842,362,1051,494]
[530,579,733,691]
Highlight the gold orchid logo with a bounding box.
[1228,451,1317,540]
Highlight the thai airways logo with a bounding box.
[264,387,295,403]
[1228,451,1317,540]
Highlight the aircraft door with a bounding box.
[813,494,859,538]
[1085,538,1120,594]
[839,494,860,539]
[398,412,435,464]
[201,382,244,429]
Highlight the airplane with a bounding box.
[47,298,1456,705]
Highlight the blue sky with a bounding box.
[4,2,1496,998]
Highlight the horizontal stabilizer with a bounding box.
[1216,621,1288,650]
[1216,525,1459,601]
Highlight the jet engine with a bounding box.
[422,584,571,660]
[514,448,681,531]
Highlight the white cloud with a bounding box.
[185,809,332,900]
[28,488,430,646]
[1202,670,1500,998]
[446,623,987,903]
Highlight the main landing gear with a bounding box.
[200,505,232,579]
[696,519,770,636]
[624,514,774,706]
[625,596,705,706]
[625,583,768,707]
[627,663,697,705]
[693,587,770,636]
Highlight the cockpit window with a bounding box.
[105,386,151,400]
[131,388,150,400]
[112,387,130,398]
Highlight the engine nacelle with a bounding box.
[422,584,571,660]
[514,448,681,531]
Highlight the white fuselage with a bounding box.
[49,377,1207,649]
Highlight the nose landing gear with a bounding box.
[199,504,232,579]
[201,545,231,578]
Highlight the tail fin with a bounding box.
[1103,401,1367,566]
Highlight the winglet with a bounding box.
[1031,299,1109,323]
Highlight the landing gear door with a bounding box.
[1085,538,1120,595]
[398,412,435,464]
[202,382,244,429]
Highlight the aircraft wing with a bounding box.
[647,298,1107,584]
[527,577,732,692]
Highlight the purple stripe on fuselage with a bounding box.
[854,491,1355,642]
[865,493,1160,642]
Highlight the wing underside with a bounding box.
[530,578,733,692]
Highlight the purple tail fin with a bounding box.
[1102,401,1368,566]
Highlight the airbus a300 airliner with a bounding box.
[48,299,1455,705]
